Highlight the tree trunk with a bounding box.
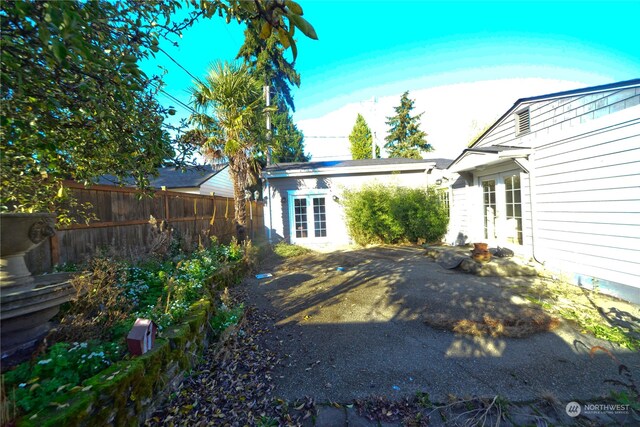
[228,155,247,241]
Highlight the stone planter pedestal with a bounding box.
[0,213,74,366]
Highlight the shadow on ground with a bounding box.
[246,245,640,404]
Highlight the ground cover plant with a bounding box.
[1,237,250,422]
[523,278,640,351]
[272,241,313,258]
[342,184,449,245]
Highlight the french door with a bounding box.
[289,192,328,242]
[480,172,522,245]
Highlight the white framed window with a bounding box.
[515,107,530,136]
[288,189,330,242]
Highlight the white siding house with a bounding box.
[263,158,454,246]
[98,165,233,197]
[448,79,640,303]
[198,166,233,198]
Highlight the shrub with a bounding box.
[342,184,449,245]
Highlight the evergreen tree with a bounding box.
[236,20,308,163]
[349,114,379,159]
[237,21,300,112]
[384,91,432,158]
[271,112,310,162]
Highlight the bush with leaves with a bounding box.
[2,341,122,413]
[3,237,257,421]
[342,184,449,245]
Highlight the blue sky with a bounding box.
[145,1,639,159]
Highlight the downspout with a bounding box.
[265,176,273,244]
[525,156,544,265]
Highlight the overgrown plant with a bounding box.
[342,184,449,245]
[2,341,122,414]
[2,237,256,422]
[1,0,317,224]
[591,346,640,413]
[273,241,312,258]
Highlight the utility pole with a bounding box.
[264,85,272,166]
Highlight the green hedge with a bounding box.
[342,184,449,245]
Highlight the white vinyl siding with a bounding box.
[475,87,640,149]
[265,167,452,246]
[515,108,530,136]
[532,106,640,290]
[461,84,640,301]
[199,166,234,198]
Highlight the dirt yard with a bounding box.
[246,245,640,403]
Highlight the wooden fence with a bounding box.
[25,182,264,274]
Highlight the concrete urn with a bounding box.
[0,212,56,293]
[0,213,74,366]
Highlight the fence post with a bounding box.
[164,192,170,222]
[50,234,60,267]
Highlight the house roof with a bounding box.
[449,145,532,173]
[467,78,640,150]
[97,164,227,189]
[264,158,452,177]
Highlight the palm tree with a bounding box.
[190,61,264,241]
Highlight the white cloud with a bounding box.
[298,78,587,161]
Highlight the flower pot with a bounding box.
[0,212,55,295]
[473,242,489,252]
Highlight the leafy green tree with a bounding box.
[190,61,264,240]
[384,91,432,159]
[349,114,379,159]
[0,0,317,223]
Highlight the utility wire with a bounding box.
[158,47,201,82]
[157,87,197,114]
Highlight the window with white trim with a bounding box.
[515,107,530,136]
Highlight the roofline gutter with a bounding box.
[263,162,437,179]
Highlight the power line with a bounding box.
[158,47,201,82]
[157,88,197,114]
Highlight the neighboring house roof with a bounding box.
[467,78,640,151]
[264,158,453,178]
[97,164,228,190]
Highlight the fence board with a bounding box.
[24,181,264,273]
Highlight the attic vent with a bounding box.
[515,108,530,136]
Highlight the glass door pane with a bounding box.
[313,197,327,237]
[504,175,523,244]
[482,179,496,239]
[293,198,308,238]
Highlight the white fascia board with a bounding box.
[263,162,437,179]
[449,152,498,173]
[450,150,532,173]
[498,149,532,158]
